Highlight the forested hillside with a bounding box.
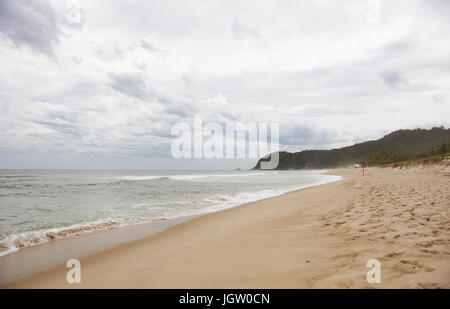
[253,127,450,169]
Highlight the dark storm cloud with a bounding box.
[0,0,59,56]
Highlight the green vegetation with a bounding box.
[253,127,450,170]
[363,142,450,166]
[387,156,447,169]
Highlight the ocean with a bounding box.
[0,169,340,256]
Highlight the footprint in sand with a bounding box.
[417,282,441,289]
[418,240,435,248]
[420,249,440,255]
[384,251,404,258]
[396,260,434,274]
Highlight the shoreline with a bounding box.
[2,166,449,288]
[0,214,200,284]
[0,170,340,259]
[0,171,341,285]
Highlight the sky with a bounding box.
[0,0,449,169]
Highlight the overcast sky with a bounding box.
[0,0,449,169]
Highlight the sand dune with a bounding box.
[2,163,449,288]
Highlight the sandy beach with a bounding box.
[2,164,449,289]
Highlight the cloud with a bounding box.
[109,73,154,101]
[139,40,168,57]
[279,124,340,150]
[433,93,445,103]
[0,0,449,168]
[232,18,259,40]
[108,72,197,119]
[61,1,87,31]
[423,0,450,23]
[379,70,405,89]
[0,0,59,56]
